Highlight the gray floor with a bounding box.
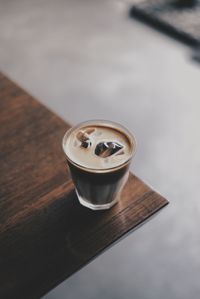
[1,1,200,298]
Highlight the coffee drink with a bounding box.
[62,120,136,210]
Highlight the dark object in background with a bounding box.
[192,45,200,62]
[130,0,200,47]
[171,0,198,9]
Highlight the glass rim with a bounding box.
[62,119,137,173]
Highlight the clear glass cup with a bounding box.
[62,120,136,210]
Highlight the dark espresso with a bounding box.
[62,120,136,210]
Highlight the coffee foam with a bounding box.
[63,123,134,170]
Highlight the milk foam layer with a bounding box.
[63,122,134,170]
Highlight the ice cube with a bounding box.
[95,141,123,158]
[76,130,92,148]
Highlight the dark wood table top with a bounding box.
[0,73,168,299]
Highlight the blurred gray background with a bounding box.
[1,0,200,298]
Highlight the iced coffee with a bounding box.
[62,120,136,210]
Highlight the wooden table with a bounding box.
[0,73,168,299]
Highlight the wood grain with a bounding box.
[0,73,168,299]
